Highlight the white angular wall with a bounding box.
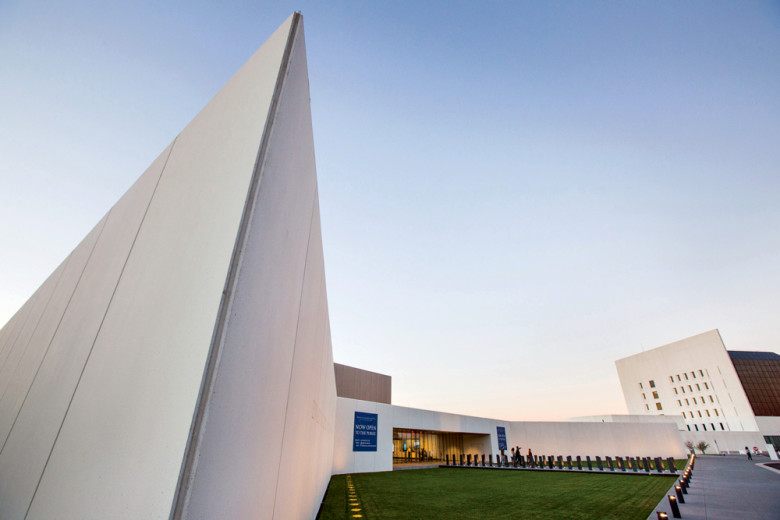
[175,17,337,519]
[615,330,759,432]
[0,13,336,520]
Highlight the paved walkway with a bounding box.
[648,455,780,520]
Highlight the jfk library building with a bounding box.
[1,13,779,520]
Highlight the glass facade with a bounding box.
[729,351,780,416]
[392,429,488,465]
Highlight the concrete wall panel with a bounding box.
[180,19,337,519]
[0,294,35,378]
[0,295,38,367]
[24,17,294,520]
[0,260,67,383]
[0,311,27,368]
[0,144,170,519]
[0,259,73,368]
[510,421,684,458]
[274,200,338,520]
[0,217,105,448]
[334,363,391,404]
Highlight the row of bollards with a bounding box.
[657,453,695,519]
[443,453,679,473]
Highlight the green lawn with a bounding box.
[318,468,677,520]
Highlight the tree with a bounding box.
[696,441,710,454]
[685,440,695,453]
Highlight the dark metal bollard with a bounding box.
[667,495,681,518]
[547,456,554,469]
[596,456,604,471]
[675,485,685,504]
[467,454,472,466]
[606,456,614,471]
[667,457,677,473]
[482,454,486,467]
[557,456,563,469]
[655,457,664,472]
[586,456,592,470]
[566,456,572,470]
[519,455,525,467]
[460,454,464,466]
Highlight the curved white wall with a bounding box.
[333,398,684,475]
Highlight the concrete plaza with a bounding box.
[649,455,780,520]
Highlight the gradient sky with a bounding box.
[1,1,779,420]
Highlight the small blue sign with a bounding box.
[353,411,378,452]
[496,426,507,450]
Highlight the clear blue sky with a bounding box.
[1,1,779,420]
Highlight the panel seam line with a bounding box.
[23,138,176,520]
[270,190,317,519]
[0,215,109,456]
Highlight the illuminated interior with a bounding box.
[392,428,490,465]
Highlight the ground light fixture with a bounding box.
[674,485,685,503]
[668,495,681,518]
[656,513,669,520]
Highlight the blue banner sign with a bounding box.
[353,411,378,452]
[496,426,507,450]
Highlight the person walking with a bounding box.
[746,446,753,460]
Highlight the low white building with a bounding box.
[332,365,685,475]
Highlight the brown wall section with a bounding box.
[729,351,780,417]
[334,363,391,404]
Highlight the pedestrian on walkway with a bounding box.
[745,446,752,460]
